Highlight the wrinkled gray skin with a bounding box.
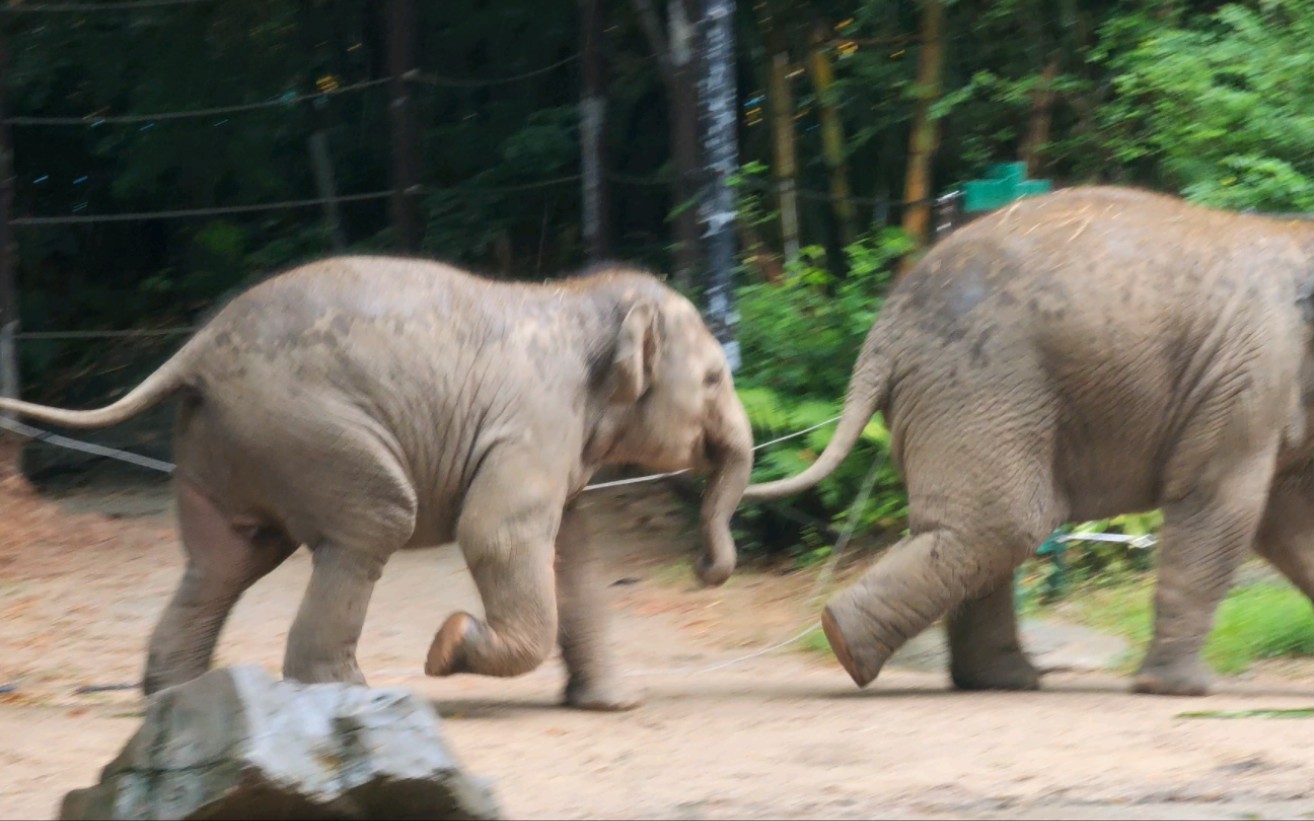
[0,256,753,711]
[746,186,1314,697]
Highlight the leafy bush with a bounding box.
[1096,2,1314,212]
[732,226,913,563]
[1048,575,1314,676]
[1061,510,1162,586]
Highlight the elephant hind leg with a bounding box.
[283,540,391,686]
[823,488,1062,689]
[1134,444,1279,697]
[143,478,297,696]
[427,451,563,680]
[947,580,1040,691]
[1253,468,1314,602]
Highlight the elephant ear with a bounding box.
[610,300,662,404]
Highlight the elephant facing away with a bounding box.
[745,185,1314,697]
[0,256,754,711]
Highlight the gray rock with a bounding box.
[59,665,501,821]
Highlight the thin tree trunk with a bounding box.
[806,23,856,248]
[385,0,421,253]
[580,0,611,262]
[898,0,946,277]
[299,0,346,251]
[766,23,799,265]
[308,133,345,250]
[1020,54,1059,178]
[0,28,19,430]
[632,0,703,290]
[698,0,740,373]
[668,0,702,291]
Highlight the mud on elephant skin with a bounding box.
[746,185,1314,697]
[0,256,754,712]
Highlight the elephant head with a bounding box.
[587,279,754,587]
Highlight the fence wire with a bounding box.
[0,406,842,489]
[1,0,214,11]
[9,78,391,126]
[12,190,394,225]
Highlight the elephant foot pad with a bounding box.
[1132,665,1211,697]
[564,679,643,712]
[426,612,473,677]
[822,606,880,688]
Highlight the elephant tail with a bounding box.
[0,334,200,429]
[743,324,893,501]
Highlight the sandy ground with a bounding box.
[3,466,1314,820]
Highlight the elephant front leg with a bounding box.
[555,500,641,711]
[1134,447,1275,697]
[947,578,1040,691]
[426,456,562,680]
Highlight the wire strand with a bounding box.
[15,327,196,340]
[0,415,175,473]
[1,0,213,11]
[450,175,582,195]
[12,190,393,225]
[9,78,390,126]
[412,54,580,88]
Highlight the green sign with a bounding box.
[961,161,1052,213]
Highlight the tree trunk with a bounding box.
[308,133,345,250]
[766,22,799,265]
[0,28,19,431]
[385,0,421,253]
[579,0,611,262]
[806,23,856,249]
[632,0,703,290]
[1020,54,1060,178]
[299,0,346,251]
[697,0,740,373]
[668,0,702,291]
[898,0,946,277]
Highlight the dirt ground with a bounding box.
[3,462,1314,820]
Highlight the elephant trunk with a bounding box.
[694,394,754,587]
[744,328,892,501]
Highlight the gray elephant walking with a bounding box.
[746,185,1314,697]
[0,256,754,711]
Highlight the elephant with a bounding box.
[744,185,1314,697]
[0,255,754,711]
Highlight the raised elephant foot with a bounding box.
[563,677,643,712]
[425,612,476,677]
[822,604,885,688]
[1132,658,1211,696]
[950,652,1041,691]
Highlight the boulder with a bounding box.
[59,665,501,821]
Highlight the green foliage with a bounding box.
[1045,574,1314,676]
[1063,511,1162,584]
[733,226,913,559]
[1177,708,1314,720]
[1209,583,1314,674]
[1095,2,1314,211]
